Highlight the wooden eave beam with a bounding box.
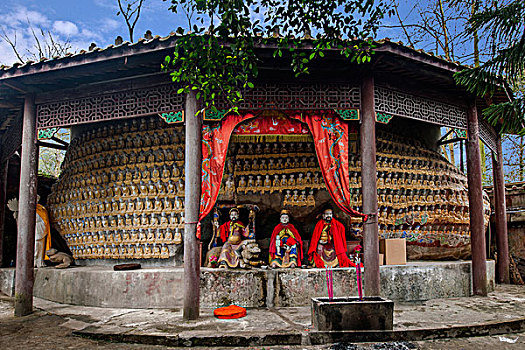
[1,81,27,93]
[37,141,68,150]
[0,38,177,81]
[375,43,462,73]
[50,136,69,147]
[438,137,463,146]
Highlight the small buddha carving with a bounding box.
[225,175,235,196]
[141,213,149,227]
[280,174,287,188]
[175,147,184,161]
[297,173,304,186]
[276,159,284,170]
[167,181,175,195]
[144,197,153,212]
[177,179,185,195]
[243,160,251,172]
[308,157,317,168]
[160,213,169,228]
[305,172,312,185]
[392,173,399,187]
[163,198,172,211]
[292,189,299,203]
[136,198,144,212]
[135,244,144,259]
[298,190,307,206]
[307,189,315,206]
[268,159,276,170]
[263,175,272,190]
[160,244,169,258]
[152,166,160,181]
[239,176,246,190]
[174,197,182,209]
[174,228,182,244]
[255,175,263,188]
[154,197,163,213]
[147,228,156,242]
[283,190,292,205]
[234,160,243,172]
[313,173,320,185]
[247,175,255,189]
[288,174,296,187]
[161,166,170,180]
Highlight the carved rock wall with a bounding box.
[47,116,185,262]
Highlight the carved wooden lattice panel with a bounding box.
[375,86,467,129]
[478,116,498,154]
[216,84,361,110]
[37,84,184,129]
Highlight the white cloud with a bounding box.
[0,7,50,28]
[100,18,120,32]
[52,20,79,36]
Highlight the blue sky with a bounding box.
[0,0,418,66]
[0,0,188,65]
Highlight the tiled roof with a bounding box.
[0,33,467,77]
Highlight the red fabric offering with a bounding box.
[213,305,247,319]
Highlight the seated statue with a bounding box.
[308,207,351,268]
[8,198,51,268]
[216,208,255,268]
[269,210,303,268]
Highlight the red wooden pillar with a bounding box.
[0,159,8,267]
[183,90,202,320]
[15,95,38,316]
[466,101,487,296]
[360,73,380,296]
[492,134,509,283]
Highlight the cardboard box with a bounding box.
[379,239,406,265]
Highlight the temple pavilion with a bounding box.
[0,34,510,318]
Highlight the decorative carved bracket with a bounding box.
[38,127,59,140]
[159,111,184,124]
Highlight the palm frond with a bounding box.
[483,98,525,135]
[467,0,525,43]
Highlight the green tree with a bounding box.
[454,0,525,135]
[162,0,390,113]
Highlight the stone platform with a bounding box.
[0,261,494,308]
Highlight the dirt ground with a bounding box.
[1,295,524,350]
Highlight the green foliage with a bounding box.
[454,0,525,134]
[162,0,389,113]
[38,129,69,178]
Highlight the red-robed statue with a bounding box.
[216,207,251,268]
[269,210,303,268]
[308,208,350,268]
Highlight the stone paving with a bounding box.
[0,285,524,349]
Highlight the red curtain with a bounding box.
[198,113,255,238]
[197,111,365,239]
